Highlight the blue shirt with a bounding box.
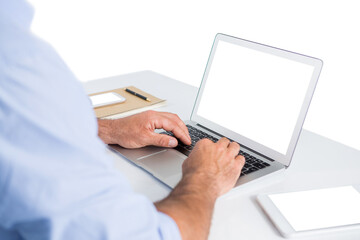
[0,1,181,239]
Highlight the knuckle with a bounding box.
[173,113,181,121]
[196,138,211,148]
[216,144,225,152]
[143,110,152,119]
[200,138,212,145]
[159,136,169,146]
[163,118,171,128]
[219,138,230,145]
[145,110,156,117]
[174,116,183,126]
[168,112,177,117]
[231,142,240,151]
[221,137,229,141]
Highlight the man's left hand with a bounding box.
[98,110,191,148]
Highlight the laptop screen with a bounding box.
[196,40,315,155]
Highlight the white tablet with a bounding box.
[257,186,360,238]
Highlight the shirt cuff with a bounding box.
[157,211,182,240]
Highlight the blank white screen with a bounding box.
[269,186,360,231]
[197,40,315,154]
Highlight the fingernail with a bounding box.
[169,138,177,147]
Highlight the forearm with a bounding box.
[155,173,218,240]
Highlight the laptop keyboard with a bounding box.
[161,125,271,176]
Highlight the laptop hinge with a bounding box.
[196,123,276,162]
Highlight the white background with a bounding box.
[29,0,360,152]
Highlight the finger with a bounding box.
[236,155,246,168]
[159,113,190,136]
[228,141,241,157]
[149,132,178,147]
[233,155,245,179]
[158,112,191,143]
[153,116,191,145]
[196,138,213,146]
[217,137,230,148]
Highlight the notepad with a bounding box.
[89,86,166,119]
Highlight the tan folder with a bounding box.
[89,86,166,118]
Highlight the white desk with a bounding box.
[84,71,360,240]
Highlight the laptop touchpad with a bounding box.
[137,149,186,178]
[110,145,165,160]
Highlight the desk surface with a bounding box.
[84,71,360,240]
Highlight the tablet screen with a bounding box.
[269,186,360,232]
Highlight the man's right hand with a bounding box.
[182,137,245,197]
[155,137,245,240]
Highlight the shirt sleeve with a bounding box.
[0,155,182,240]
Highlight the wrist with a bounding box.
[180,171,221,202]
[97,119,118,144]
[155,172,218,240]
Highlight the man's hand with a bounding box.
[97,110,191,148]
[156,137,245,240]
[183,137,245,197]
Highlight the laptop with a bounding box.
[110,33,323,188]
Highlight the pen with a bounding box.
[125,88,151,102]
